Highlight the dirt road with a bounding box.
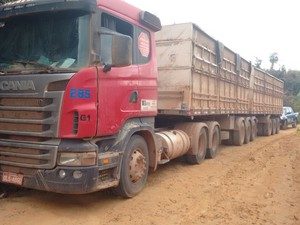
[0,128,299,225]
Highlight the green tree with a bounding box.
[269,52,279,70]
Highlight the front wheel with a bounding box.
[115,135,149,198]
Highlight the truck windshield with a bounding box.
[0,12,90,74]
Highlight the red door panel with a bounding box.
[97,65,140,136]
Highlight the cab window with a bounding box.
[101,13,150,65]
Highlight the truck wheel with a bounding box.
[263,118,272,136]
[275,118,280,134]
[244,118,251,144]
[250,118,257,141]
[185,127,208,164]
[206,126,220,159]
[115,135,149,198]
[271,119,276,135]
[233,119,245,146]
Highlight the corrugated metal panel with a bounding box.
[156,23,283,116]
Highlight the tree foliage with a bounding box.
[268,64,300,111]
[269,52,279,70]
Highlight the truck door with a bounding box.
[134,27,158,117]
[96,13,141,136]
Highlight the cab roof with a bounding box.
[98,0,142,23]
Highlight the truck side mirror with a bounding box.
[100,32,132,71]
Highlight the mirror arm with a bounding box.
[103,64,112,73]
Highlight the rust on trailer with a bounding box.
[156,23,283,116]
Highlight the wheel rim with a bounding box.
[129,149,147,183]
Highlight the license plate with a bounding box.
[2,172,23,186]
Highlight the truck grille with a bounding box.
[0,97,55,137]
[0,140,57,169]
[0,97,59,169]
[0,73,72,169]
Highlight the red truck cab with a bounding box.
[0,0,161,196]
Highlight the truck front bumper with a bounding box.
[0,165,119,194]
[0,139,121,194]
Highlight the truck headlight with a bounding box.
[58,152,97,167]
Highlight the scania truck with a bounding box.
[0,0,283,197]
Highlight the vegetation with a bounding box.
[269,53,279,70]
[257,53,300,113]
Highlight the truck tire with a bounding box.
[233,119,245,146]
[115,135,149,198]
[244,118,251,144]
[185,126,208,165]
[263,118,272,136]
[275,118,280,134]
[271,119,276,135]
[250,118,257,141]
[206,125,220,159]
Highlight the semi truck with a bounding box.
[0,0,283,198]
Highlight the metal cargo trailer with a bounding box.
[156,23,283,116]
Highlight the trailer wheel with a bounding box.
[115,135,149,198]
[263,118,272,136]
[233,119,245,146]
[271,119,277,135]
[275,118,280,134]
[206,126,220,159]
[250,118,257,141]
[244,118,251,144]
[185,127,208,164]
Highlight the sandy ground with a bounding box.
[0,128,299,225]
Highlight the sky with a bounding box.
[125,0,300,71]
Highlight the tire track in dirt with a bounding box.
[0,128,299,225]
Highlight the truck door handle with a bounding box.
[130,91,139,103]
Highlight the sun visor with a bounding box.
[140,11,162,32]
[0,0,97,19]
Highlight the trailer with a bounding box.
[156,23,283,148]
[0,0,283,198]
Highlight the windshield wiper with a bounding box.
[13,60,55,71]
[12,60,78,73]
